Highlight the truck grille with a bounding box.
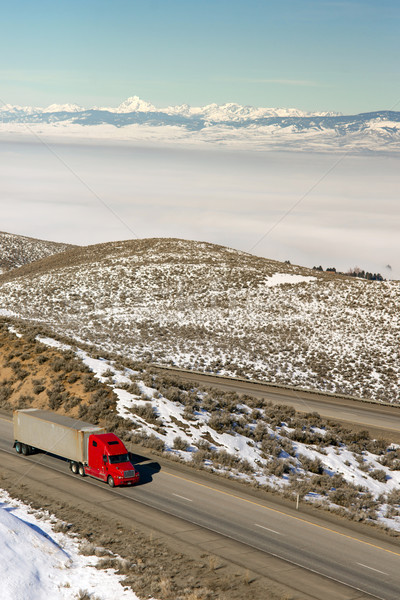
[124,470,136,478]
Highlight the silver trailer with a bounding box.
[13,408,105,464]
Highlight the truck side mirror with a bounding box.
[103,455,107,463]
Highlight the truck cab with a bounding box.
[85,433,139,487]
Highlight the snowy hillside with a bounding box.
[1,97,399,153]
[0,231,76,273]
[0,489,140,600]
[6,329,400,534]
[0,95,340,120]
[0,238,399,403]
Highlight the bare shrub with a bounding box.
[9,360,28,380]
[82,374,101,392]
[386,489,400,505]
[299,455,324,475]
[173,436,188,451]
[16,394,34,408]
[329,486,376,513]
[280,437,296,456]
[47,383,69,410]
[265,458,293,477]
[191,449,209,467]
[261,436,282,457]
[369,468,387,483]
[0,383,13,406]
[51,357,68,372]
[140,434,165,452]
[32,379,45,395]
[208,411,233,433]
[67,372,80,384]
[37,354,49,364]
[102,368,114,378]
[289,428,320,445]
[79,542,96,556]
[378,448,400,470]
[129,402,162,426]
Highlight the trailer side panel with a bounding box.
[13,409,105,463]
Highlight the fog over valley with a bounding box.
[1,138,398,279]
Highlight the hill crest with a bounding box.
[0,236,398,404]
[0,231,77,274]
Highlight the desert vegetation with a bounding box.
[0,230,75,273]
[0,321,111,417]
[0,238,399,404]
[117,369,400,530]
[2,319,400,535]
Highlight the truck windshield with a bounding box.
[108,453,130,464]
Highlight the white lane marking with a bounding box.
[0,447,390,600]
[357,563,388,575]
[173,493,192,502]
[255,523,283,536]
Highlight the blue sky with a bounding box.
[1,0,399,112]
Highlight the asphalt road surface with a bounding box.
[1,415,399,600]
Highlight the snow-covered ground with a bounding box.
[32,333,400,533]
[0,231,74,273]
[1,239,398,403]
[0,488,143,600]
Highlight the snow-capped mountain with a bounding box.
[163,100,338,121]
[109,95,157,113]
[42,103,84,113]
[1,96,399,152]
[0,95,337,120]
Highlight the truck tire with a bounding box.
[78,463,86,477]
[71,462,79,474]
[21,444,29,456]
[107,476,115,488]
[15,442,22,454]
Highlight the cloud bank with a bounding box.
[0,137,398,279]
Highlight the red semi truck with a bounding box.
[13,408,139,487]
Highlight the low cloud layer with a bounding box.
[1,138,398,279]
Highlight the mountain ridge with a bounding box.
[0,231,77,274]
[2,97,398,152]
[1,95,340,119]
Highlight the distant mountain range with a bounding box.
[1,96,399,152]
[0,95,341,121]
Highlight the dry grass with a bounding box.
[1,237,398,403]
[1,322,398,534]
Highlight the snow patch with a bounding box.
[264,273,317,287]
[0,489,143,600]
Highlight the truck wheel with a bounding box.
[78,464,86,477]
[15,442,22,454]
[107,476,115,488]
[71,462,79,474]
[21,444,29,456]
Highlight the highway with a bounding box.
[154,367,400,442]
[1,414,399,600]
